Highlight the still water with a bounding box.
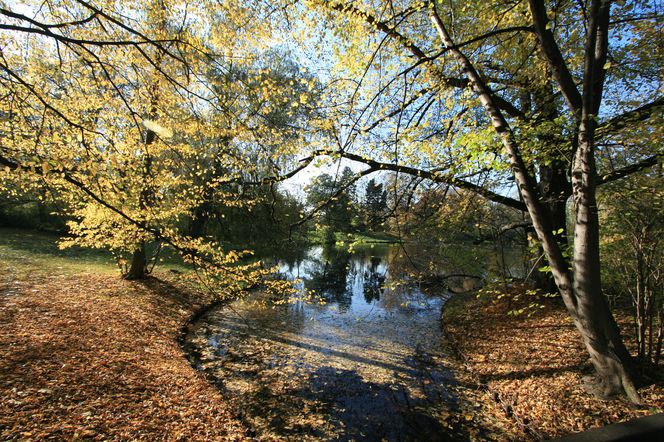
[186,243,508,440]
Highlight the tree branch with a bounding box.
[429,4,574,299]
[310,149,527,211]
[528,0,583,113]
[596,97,664,138]
[289,164,378,231]
[474,221,533,244]
[323,1,526,119]
[597,155,662,186]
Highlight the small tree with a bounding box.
[0,0,315,291]
[602,168,664,366]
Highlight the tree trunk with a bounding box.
[655,310,663,366]
[124,244,147,280]
[532,175,567,294]
[568,110,641,401]
[190,199,216,238]
[572,292,641,400]
[534,82,571,293]
[190,205,208,238]
[430,4,641,402]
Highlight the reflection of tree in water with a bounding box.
[305,244,352,310]
[363,256,385,303]
[271,244,310,271]
[273,242,508,312]
[261,243,310,280]
[277,244,391,310]
[385,243,492,292]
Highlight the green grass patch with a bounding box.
[0,228,191,277]
[0,227,117,276]
[307,229,399,245]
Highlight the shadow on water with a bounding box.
[186,242,504,440]
[294,365,456,441]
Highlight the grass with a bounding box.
[0,227,191,277]
[307,229,399,245]
[0,227,117,276]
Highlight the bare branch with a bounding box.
[310,149,527,211]
[474,221,533,244]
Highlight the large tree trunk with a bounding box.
[533,83,571,293]
[567,280,640,400]
[125,99,157,281]
[568,114,640,401]
[430,4,641,402]
[534,162,570,293]
[124,244,147,280]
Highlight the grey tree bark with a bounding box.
[430,1,641,402]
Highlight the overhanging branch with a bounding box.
[310,149,527,211]
[597,154,662,186]
[597,98,664,138]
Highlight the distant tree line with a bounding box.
[305,167,388,237]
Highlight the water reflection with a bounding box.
[187,244,485,441]
[363,256,384,303]
[274,244,449,317]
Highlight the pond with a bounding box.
[186,243,520,440]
